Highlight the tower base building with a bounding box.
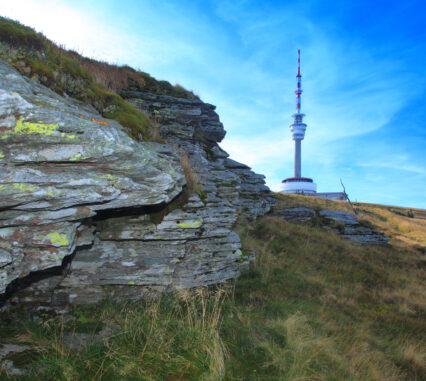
[279,177,317,194]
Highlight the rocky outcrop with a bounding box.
[123,91,274,220]
[273,207,389,245]
[0,60,273,311]
[319,210,389,245]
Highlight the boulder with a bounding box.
[0,60,184,297]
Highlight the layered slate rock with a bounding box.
[272,207,316,223]
[0,60,184,298]
[46,91,273,304]
[123,90,274,220]
[273,205,389,245]
[0,60,273,310]
[319,210,390,245]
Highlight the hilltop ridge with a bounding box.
[0,17,197,141]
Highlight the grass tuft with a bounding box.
[178,148,204,197]
[0,18,44,50]
[0,289,228,380]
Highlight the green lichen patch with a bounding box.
[95,173,119,187]
[45,187,61,197]
[1,117,58,140]
[177,219,203,229]
[36,232,69,246]
[0,183,39,193]
[46,232,69,246]
[69,153,86,161]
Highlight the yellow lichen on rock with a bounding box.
[69,153,84,161]
[2,118,59,139]
[177,220,203,229]
[61,132,76,139]
[13,183,39,192]
[46,232,69,246]
[45,187,61,197]
[0,183,39,192]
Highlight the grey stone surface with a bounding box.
[272,207,316,222]
[125,91,274,220]
[319,209,390,245]
[0,59,183,296]
[0,60,273,311]
[319,210,359,225]
[0,343,31,376]
[273,206,389,245]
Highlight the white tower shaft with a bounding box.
[290,49,306,178]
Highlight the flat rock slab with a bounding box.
[273,207,389,245]
[272,207,315,222]
[320,209,389,245]
[319,210,359,225]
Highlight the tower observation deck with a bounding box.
[279,50,317,194]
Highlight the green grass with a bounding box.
[1,197,424,380]
[225,215,425,380]
[0,18,44,50]
[1,290,228,380]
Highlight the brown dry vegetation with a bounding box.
[177,148,205,198]
[0,17,197,142]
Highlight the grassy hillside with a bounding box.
[1,194,424,380]
[0,17,197,141]
[228,198,425,380]
[275,193,426,248]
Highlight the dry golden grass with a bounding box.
[275,193,426,247]
[227,204,425,380]
[397,342,426,375]
[177,148,204,197]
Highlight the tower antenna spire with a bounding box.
[297,49,300,75]
[296,49,302,114]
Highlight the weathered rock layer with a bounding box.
[0,60,273,311]
[272,207,389,245]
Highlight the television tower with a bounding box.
[279,49,317,194]
[292,49,305,178]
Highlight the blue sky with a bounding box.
[1,0,425,208]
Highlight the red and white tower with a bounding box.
[279,50,317,194]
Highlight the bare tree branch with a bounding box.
[340,178,358,215]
